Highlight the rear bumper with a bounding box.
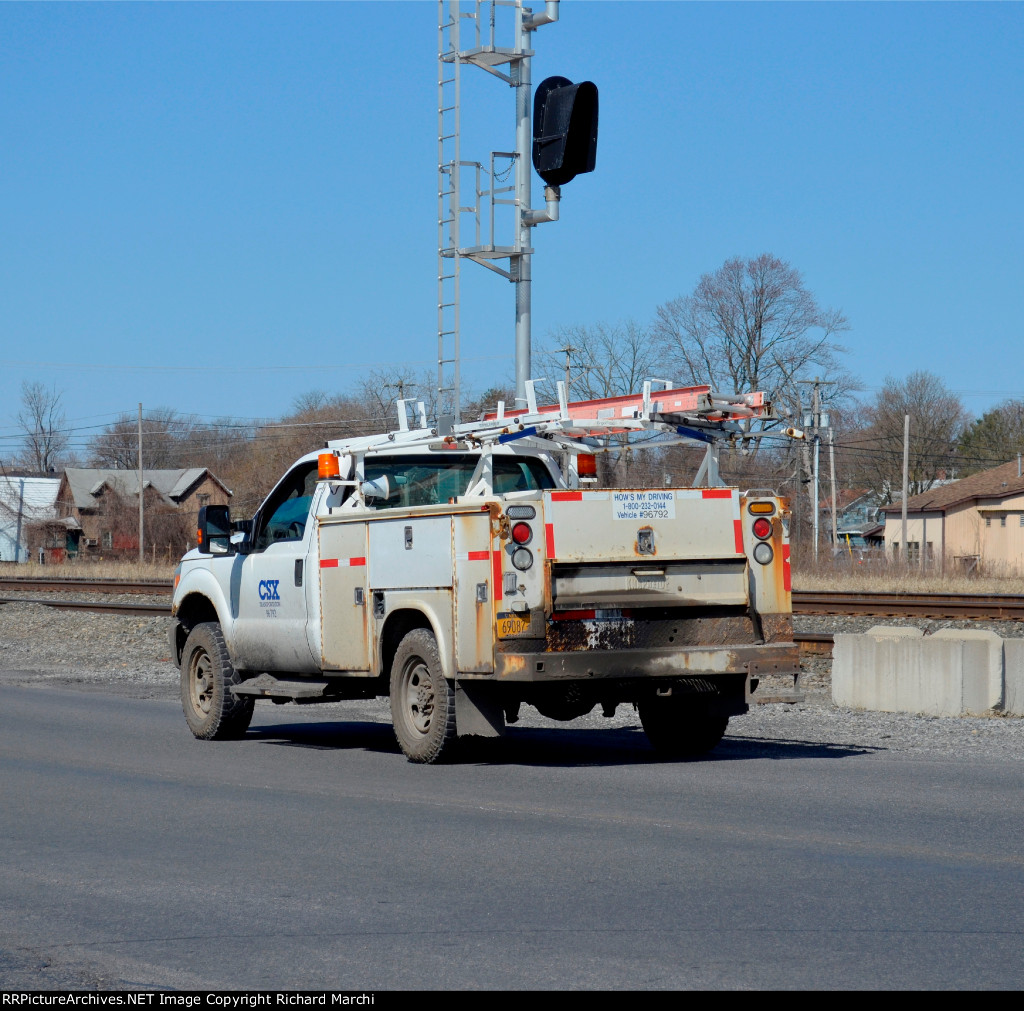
[492,641,800,683]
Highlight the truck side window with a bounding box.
[253,462,319,551]
[362,455,480,510]
[492,458,556,493]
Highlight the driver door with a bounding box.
[233,461,320,674]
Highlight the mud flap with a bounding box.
[455,681,506,738]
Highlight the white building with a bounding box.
[0,476,61,563]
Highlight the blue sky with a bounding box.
[1,1,1022,458]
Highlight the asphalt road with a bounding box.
[1,683,1022,991]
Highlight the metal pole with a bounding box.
[829,428,838,556]
[901,413,910,564]
[811,381,821,564]
[812,433,820,564]
[138,403,144,564]
[513,4,531,404]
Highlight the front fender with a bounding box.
[172,563,240,660]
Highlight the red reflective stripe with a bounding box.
[783,544,792,591]
[492,549,502,600]
[545,523,555,558]
[350,557,366,567]
[319,559,338,568]
[551,491,583,501]
[467,550,489,561]
[552,609,596,621]
[702,488,732,499]
[734,519,744,554]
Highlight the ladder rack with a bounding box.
[325,381,802,460]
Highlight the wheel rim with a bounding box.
[399,657,434,737]
[188,648,214,715]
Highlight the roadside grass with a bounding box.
[793,560,1024,595]
[0,560,176,582]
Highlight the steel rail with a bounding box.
[0,577,172,596]
[792,590,1024,620]
[3,580,1023,622]
[0,597,169,616]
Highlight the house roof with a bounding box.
[881,460,1024,515]
[0,476,61,521]
[62,468,231,511]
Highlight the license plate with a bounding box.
[496,612,531,637]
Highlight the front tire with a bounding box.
[638,698,728,759]
[389,628,457,763]
[180,622,254,740]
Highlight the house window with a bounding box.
[892,542,921,562]
[986,517,991,527]
[197,493,210,507]
[102,531,113,550]
[1001,516,1007,527]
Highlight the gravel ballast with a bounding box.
[1,598,1021,762]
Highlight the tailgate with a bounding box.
[542,488,747,608]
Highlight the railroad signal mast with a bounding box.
[437,0,597,420]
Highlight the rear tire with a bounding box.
[638,697,728,759]
[389,628,457,763]
[180,622,254,740]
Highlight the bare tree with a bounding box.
[89,408,202,470]
[356,368,441,429]
[539,321,663,486]
[542,320,660,402]
[17,381,69,474]
[846,371,971,502]
[653,254,854,426]
[462,385,518,420]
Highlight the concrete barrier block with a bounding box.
[832,634,995,716]
[930,629,1004,711]
[1002,639,1024,717]
[865,625,924,638]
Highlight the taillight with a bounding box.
[511,522,532,544]
[753,542,774,565]
[752,517,772,540]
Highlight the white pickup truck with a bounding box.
[170,384,801,762]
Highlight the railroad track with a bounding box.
[793,590,1024,620]
[0,577,172,596]
[3,580,1024,630]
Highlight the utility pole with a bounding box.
[799,379,833,564]
[901,413,910,565]
[138,403,144,564]
[829,428,838,555]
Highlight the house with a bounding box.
[0,476,61,563]
[880,460,1024,573]
[56,468,231,555]
[824,489,888,550]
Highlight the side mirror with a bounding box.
[197,504,235,555]
[360,475,391,502]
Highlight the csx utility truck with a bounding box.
[171,381,802,762]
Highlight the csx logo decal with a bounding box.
[258,579,281,601]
